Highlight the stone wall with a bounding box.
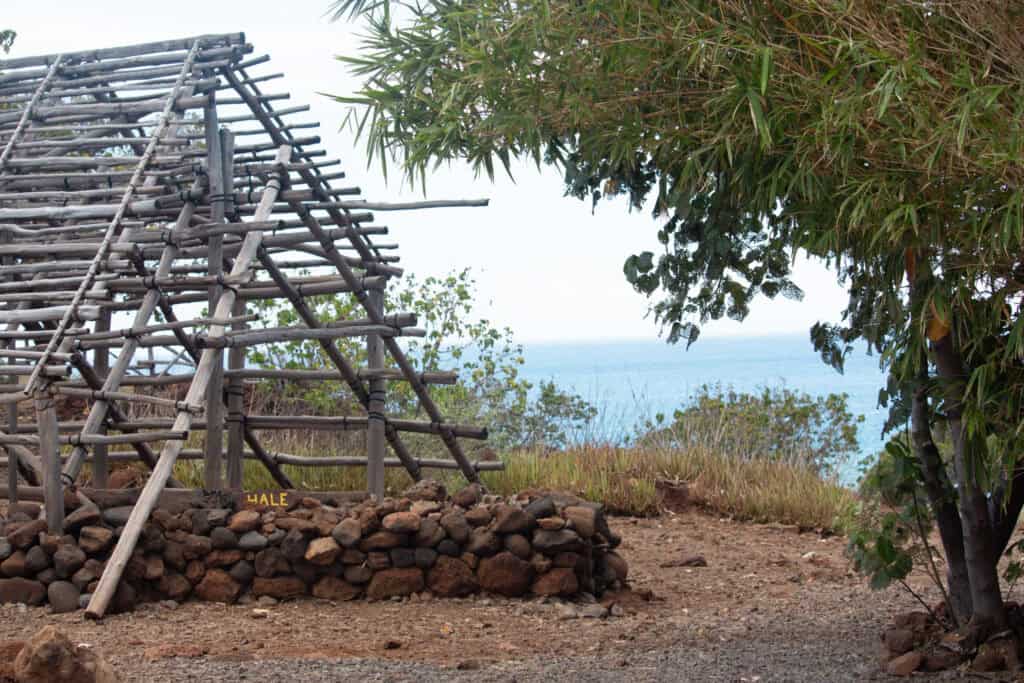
[0,481,628,613]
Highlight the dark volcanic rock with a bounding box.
[195,569,240,604]
[53,545,85,579]
[209,526,238,550]
[366,568,424,600]
[312,576,360,601]
[477,552,534,597]
[532,528,584,554]
[252,576,307,600]
[0,578,45,605]
[24,546,49,574]
[524,496,556,520]
[47,581,80,614]
[427,557,478,597]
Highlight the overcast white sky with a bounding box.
[2,1,850,343]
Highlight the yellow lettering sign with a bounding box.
[242,491,291,508]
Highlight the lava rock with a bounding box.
[477,552,534,597]
[524,496,556,520]
[63,505,101,532]
[402,479,447,503]
[532,528,584,554]
[227,510,261,534]
[0,578,45,605]
[53,545,85,579]
[451,483,483,508]
[414,547,438,569]
[195,569,241,604]
[238,531,268,552]
[312,576,360,601]
[304,537,340,566]
[209,526,238,550]
[532,568,579,597]
[427,557,478,597]
[366,568,424,600]
[415,518,446,548]
[24,546,50,574]
[47,581,80,614]
[389,547,416,569]
[440,511,471,544]
[7,520,46,549]
[382,512,421,534]
[101,506,133,527]
[492,505,533,534]
[343,564,373,584]
[13,625,118,683]
[436,539,460,557]
[504,534,532,560]
[252,576,307,600]
[331,518,362,548]
[78,526,114,554]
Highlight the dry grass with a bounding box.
[169,439,855,532]
[484,445,856,531]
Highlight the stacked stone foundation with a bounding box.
[0,481,628,613]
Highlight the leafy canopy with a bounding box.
[330,0,1024,353]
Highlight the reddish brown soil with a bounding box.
[0,509,940,681]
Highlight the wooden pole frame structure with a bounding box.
[0,33,494,619]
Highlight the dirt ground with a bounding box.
[0,509,964,681]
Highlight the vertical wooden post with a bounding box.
[92,308,111,488]
[203,96,225,490]
[221,129,245,491]
[2,231,17,504]
[366,289,386,500]
[4,346,17,504]
[34,389,62,533]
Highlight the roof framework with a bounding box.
[0,33,491,618]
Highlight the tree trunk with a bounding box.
[933,333,1006,631]
[910,362,972,623]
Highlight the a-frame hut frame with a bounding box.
[0,33,494,618]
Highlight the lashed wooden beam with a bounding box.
[85,144,293,620]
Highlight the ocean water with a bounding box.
[518,334,888,484]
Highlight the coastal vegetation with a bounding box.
[168,273,858,531]
[327,0,1024,636]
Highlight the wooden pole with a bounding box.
[223,129,245,491]
[203,95,225,490]
[2,230,17,504]
[34,389,62,533]
[23,41,204,396]
[366,288,386,500]
[86,144,292,620]
[92,309,111,488]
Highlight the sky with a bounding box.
[1,1,851,344]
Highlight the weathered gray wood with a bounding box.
[24,41,205,395]
[366,289,386,499]
[92,309,111,488]
[0,33,245,71]
[0,57,63,169]
[204,96,226,491]
[86,144,293,620]
[222,128,246,492]
[34,391,63,534]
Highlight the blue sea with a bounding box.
[517,334,888,485]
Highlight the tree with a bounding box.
[0,30,13,53]
[248,268,596,451]
[329,0,1024,635]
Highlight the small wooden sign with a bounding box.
[239,490,291,509]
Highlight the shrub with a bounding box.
[638,384,862,477]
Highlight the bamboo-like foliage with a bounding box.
[332,1,1024,628]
